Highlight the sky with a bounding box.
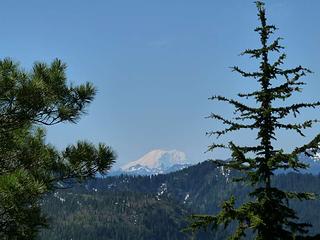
[1,0,320,168]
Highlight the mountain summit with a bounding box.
[118,149,191,176]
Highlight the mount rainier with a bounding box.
[111,149,191,176]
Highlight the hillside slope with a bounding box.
[39,161,320,239]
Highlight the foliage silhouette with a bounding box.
[189,2,320,239]
[0,58,116,239]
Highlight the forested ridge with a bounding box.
[39,161,320,240]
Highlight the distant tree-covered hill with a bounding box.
[38,161,320,240]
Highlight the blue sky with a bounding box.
[1,1,320,167]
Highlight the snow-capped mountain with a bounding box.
[112,149,192,176]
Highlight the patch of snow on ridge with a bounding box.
[220,166,231,183]
[306,143,320,161]
[158,183,167,196]
[184,193,190,204]
[313,151,320,161]
[53,192,65,203]
[156,183,167,200]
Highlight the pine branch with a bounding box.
[238,80,304,100]
[285,192,317,201]
[232,66,262,79]
[271,53,286,69]
[207,122,257,138]
[206,113,237,125]
[206,143,228,152]
[268,81,305,100]
[268,151,309,171]
[238,91,259,98]
[275,120,319,136]
[292,133,320,156]
[209,95,258,113]
[272,102,320,118]
[240,37,284,59]
[277,65,312,76]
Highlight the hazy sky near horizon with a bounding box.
[1,0,320,167]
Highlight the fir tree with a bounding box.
[0,58,116,239]
[190,2,320,239]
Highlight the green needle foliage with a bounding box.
[0,58,116,239]
[190,2,320,240]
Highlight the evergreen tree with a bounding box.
[0,58,116,239]
[190,2,320,239]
